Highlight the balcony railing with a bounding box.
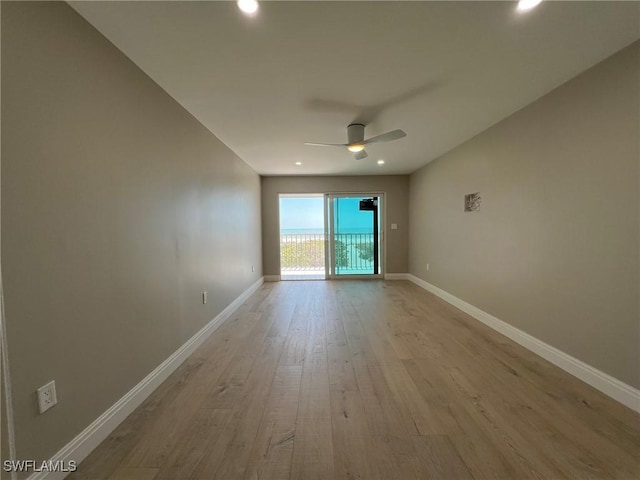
[280,232,375,274]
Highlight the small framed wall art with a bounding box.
[464,192,481,212]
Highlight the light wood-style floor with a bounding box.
[70,280,639,479]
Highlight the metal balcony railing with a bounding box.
[280,233,375,273]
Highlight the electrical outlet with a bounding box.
[251,265,255,272]
[202,291,208,304]
[37,381,57,414]
[426,263,430,271]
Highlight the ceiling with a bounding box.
[69,1,639,176]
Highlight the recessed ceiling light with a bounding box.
[517,0,542,12]
[377,159,385,165]
[237,0,259,15]
[295,161,302,166]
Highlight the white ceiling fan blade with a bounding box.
[354,150,368,160]
[363,129,406,145]
[304,142,347,148]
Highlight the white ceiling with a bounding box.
[70,1,639,176]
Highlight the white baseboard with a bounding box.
[384,273,409,280]
[28,277,265,480]
[264,275,281,282]
[406,274,640,413]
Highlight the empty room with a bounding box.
[1,1,638,479]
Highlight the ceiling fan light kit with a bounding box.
[517,0,543,12]
[305,123,407,160]
[237,0,259,15]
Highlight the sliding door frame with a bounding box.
[279,193,327,280]
[325,192,386,280]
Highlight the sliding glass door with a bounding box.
[279,194,326,280]
[326,194,383,278]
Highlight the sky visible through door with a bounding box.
[280,197,373,234]
[279,196,324,234]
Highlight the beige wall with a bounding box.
[409,42,639,388]
[261,176,409,276]
[1,366,9,480]
[0,3,8,477]
[1,1,262,465]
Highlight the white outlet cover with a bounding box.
[37,380,57,414]
[391,223,398,230]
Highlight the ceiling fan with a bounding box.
[304,123,407,160]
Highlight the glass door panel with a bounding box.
[328,195,382,277]
[279,194,326,280]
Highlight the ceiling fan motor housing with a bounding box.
[347,123,365,145]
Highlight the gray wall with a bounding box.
[261,176,409,276]
[409,41,639,389]
[1,1,262,464]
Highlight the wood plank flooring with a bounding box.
[69,280,640,479]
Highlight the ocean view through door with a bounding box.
[279,193,383,280]
[327,194,383,277]
[279,194,326,280]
